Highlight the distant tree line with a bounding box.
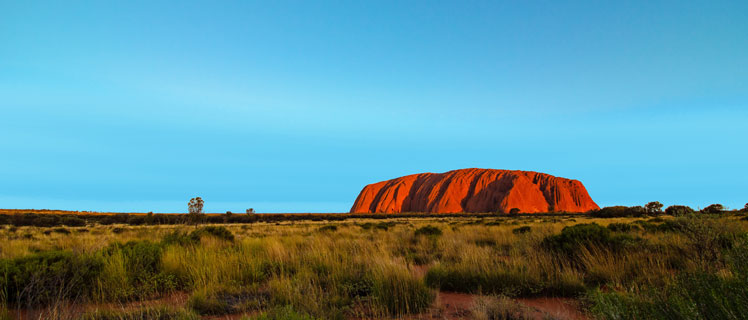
[589,202,744,218]
[0,200,745,228]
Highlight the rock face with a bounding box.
[350,168,598,214]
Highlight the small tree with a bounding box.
[645,201,664,214]
[246,208,255,215]
[702,204,725,214]
[188,197,205,224]
[743,203,748,212]
[665,205,695,216]
[145,211,154,225]
[509,208,520,215]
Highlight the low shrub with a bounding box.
[61,216,87,227]
[188,288,268,316]
[541,223,640,256]
[414,226,442,237]
[99,241,179,300]
[188,290,230,315]
[317,225,338,232]
[606,223,640,233]
[162,231,197,246]
[0,250,104,306]
[591,206,648,218]
[372,265,434,315]
[589,272,748,319]
[512,226,531,234]
[190,226,235,242]
[53,227,71,234]
[425,264,585,298]
[375,222,396,231]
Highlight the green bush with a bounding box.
[541,223,640,256]
[414,226,442,237]
[162,231,197,246]
[590,224,748,319]
[105,241,162,275]
[372,267,434,315]
[61,216,87,227]
[101,241,179,299]
[187,291,230,315]
[606,223,640,232]
[190,226,235,242]
[702,204,725,214]
[590,272,748,320]
[53,227,71,234]
[317,225,338,232]
[591,206,648,218]
[32,215,60,227]
[0,250,104,306]
[665,205,695,216]
[425,265,585,298]
[188,288,268,316]
[512,226,531,234]
[375,222,396,231]
[590,206,648,218]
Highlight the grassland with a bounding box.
[1,212,748,319]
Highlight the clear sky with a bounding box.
[1,1,747,213]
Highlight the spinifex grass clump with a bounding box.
[317,225,338,232]
[590,241,748,319]
[414,225,442,237]
[0,250,103,306]
[97,240,181,301]
[606,222,640,232]
[162,226,235,246]
[541,223,640,256]
[512,226,531,234]
[190,226,235,242]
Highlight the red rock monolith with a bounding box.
[350,168,598,213]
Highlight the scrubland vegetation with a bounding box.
[1,208,748,319]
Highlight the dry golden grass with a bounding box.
[2,214,748,319]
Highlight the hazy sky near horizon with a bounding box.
[1,1,747,213]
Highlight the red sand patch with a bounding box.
[517,297,588,320]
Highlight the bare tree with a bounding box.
[246,208,255,215]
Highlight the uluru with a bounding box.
[350,168,599,214]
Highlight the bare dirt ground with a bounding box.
[11,290,587,320]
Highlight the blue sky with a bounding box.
[1,1,747,213]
